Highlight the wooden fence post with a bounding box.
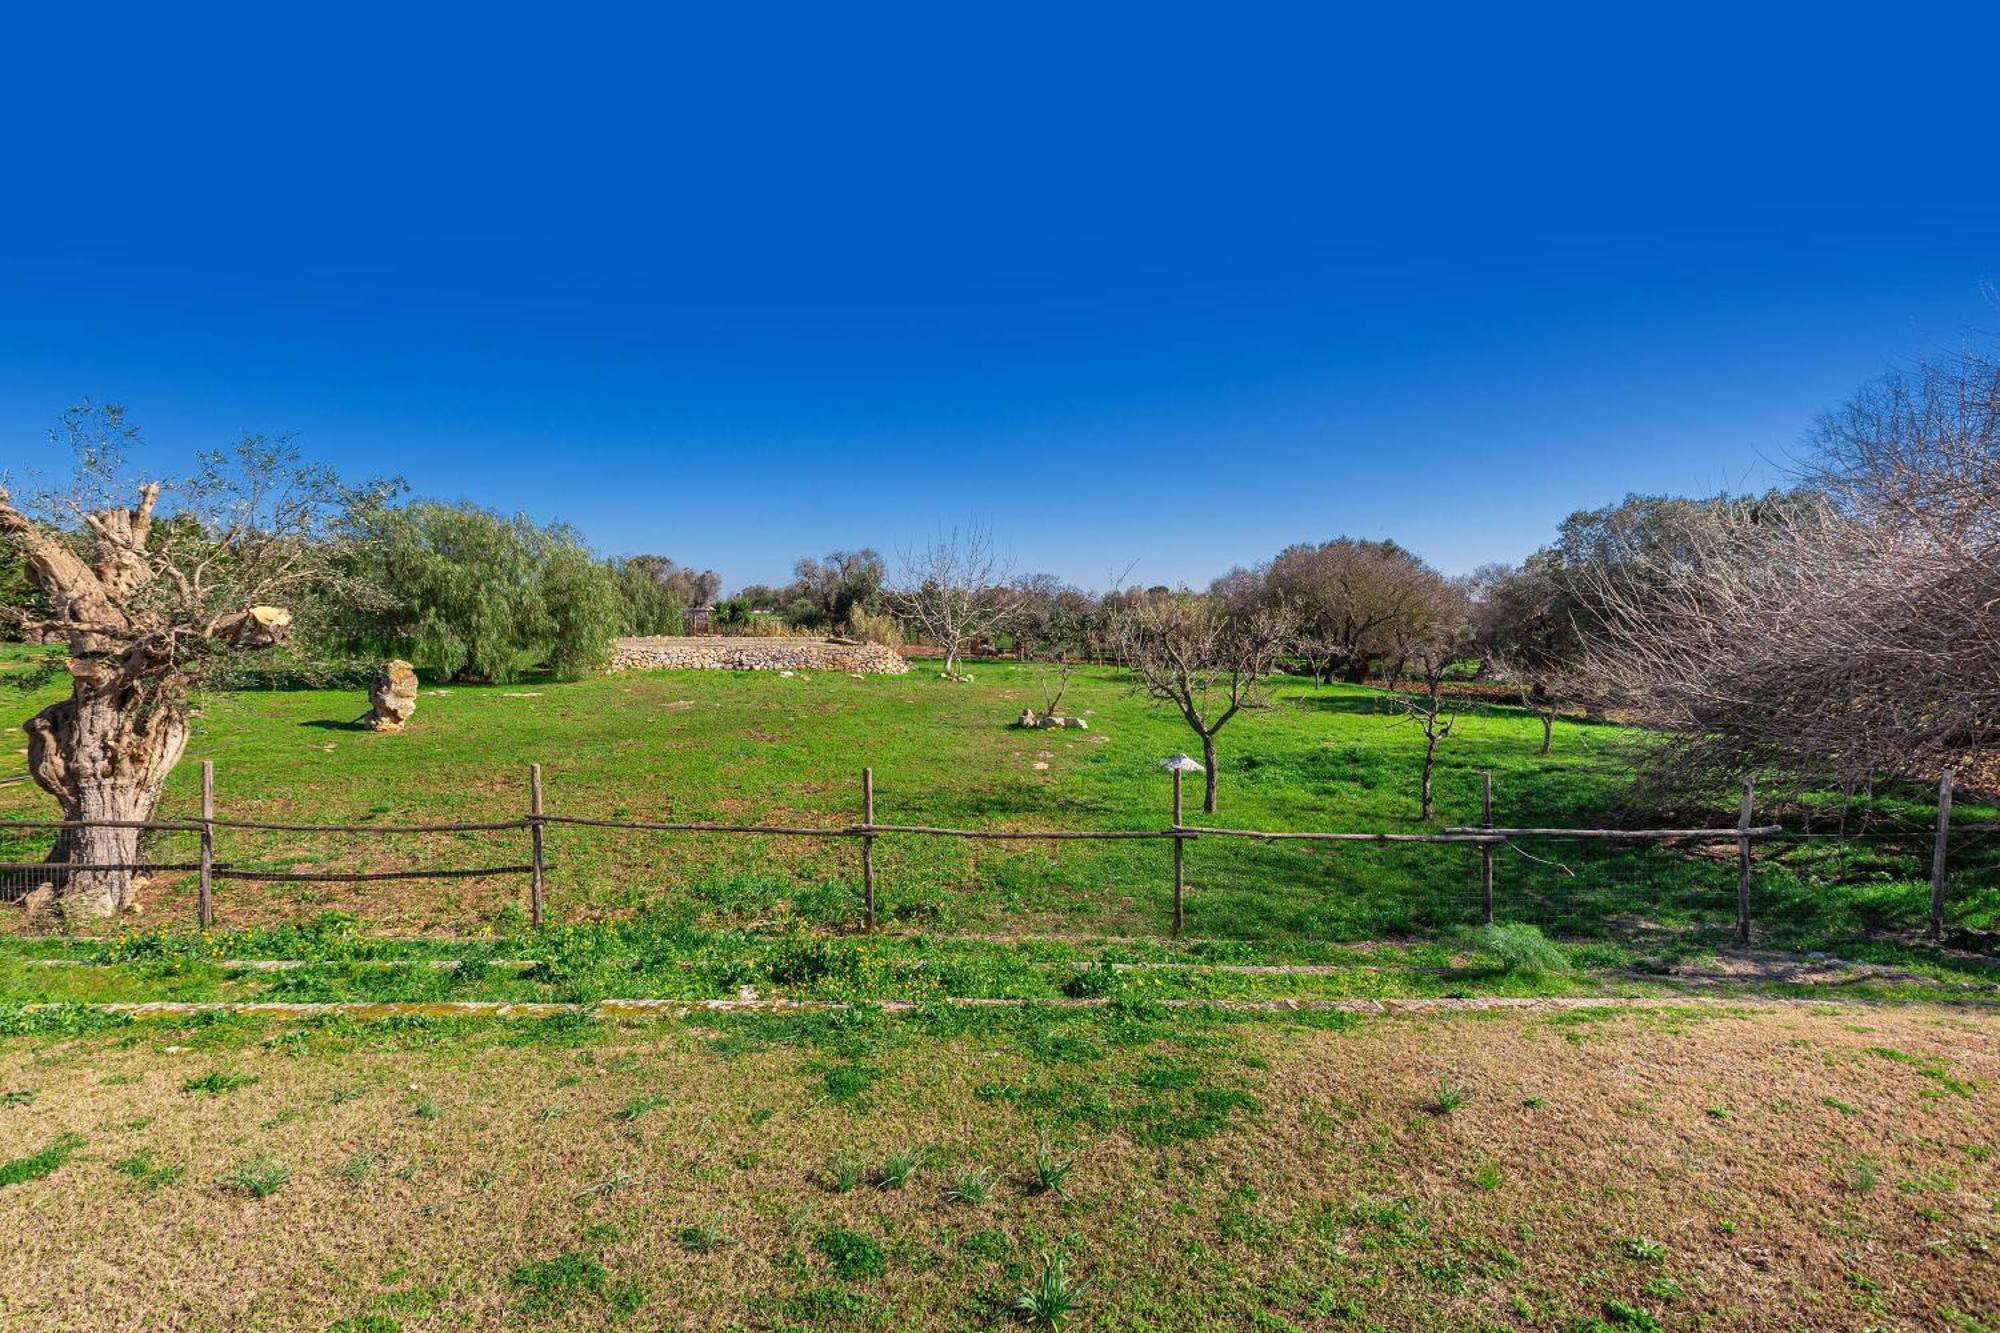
[1929,768,1954,942]
[198,759,215,929]
[1479,771,1494,926]
[861,767,877,932]
[529,764,546,928]
[1735,778,1754,944]
[1171,769,1186,938]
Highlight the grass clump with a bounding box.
[825,1156,864,1193]
[1426,1078,1470,1115]
[944,1167,993,1206]
[1012,1249,1088,1327]
[1031,1140,1074,1199]
[509,1252,608,1314]
[1456,922,1570,976]
[876,1148,924,1190]
[678,1220,725,1253]
[113,1149,185,1191]
[610,1095,662,1123]
[219,1156,291,1198]
[813,1227,885,1281]
[0,1133,85,1188]
[182,1070,259,1097]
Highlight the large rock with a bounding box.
[609,637,910,675]
[367,660,420,732]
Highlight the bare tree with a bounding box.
[1388,586,1474,819]
[1573,349,2000,800]
[0,404,387,916]
[1116,592,1292,813]
[894,523,1017,678]
[1470,558,1579,756]
[1010,574,1096,719]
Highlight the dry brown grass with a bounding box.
[0,1003,1994,1330]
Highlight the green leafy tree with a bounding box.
[331,502,620,683]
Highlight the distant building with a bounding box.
[685,604,714,634]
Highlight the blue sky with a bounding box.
[2,6,1995,591]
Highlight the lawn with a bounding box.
[1,999,1993,1330]
[1,649,1989,955]
[3,651,1996,1331]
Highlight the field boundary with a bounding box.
[19,993,1961,1023]
[1,760,1798,940]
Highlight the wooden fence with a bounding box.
[0,762,1813,940]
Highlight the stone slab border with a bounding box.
[20,994,1991,1024]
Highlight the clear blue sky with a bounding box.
[2,6,1995,592]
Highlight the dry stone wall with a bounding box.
[610,636,910,675]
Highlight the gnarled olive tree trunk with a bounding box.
[25,661,190,915]
[1,481,291,917]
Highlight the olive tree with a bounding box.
[0,404,388,916]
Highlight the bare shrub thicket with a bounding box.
[1573,349,2000,798]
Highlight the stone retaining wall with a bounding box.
[610,636,910,675]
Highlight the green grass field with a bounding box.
[3,649,1990,943]
[2,650,1996,1329]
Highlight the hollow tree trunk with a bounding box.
[25,670,190,917]
[1201,733,1218,814]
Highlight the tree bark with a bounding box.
[1420,732,1438,820]
[1538,709,1554,757]
[24,668,189,916]
[2,483,290,918]
[1201,733,1218,814]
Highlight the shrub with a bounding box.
[845,607,905,646]
[330,501,621,683]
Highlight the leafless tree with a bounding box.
[1572,349,2000,801]
[0,404,389,916]
[1009,574,1096,717]
[1388,585,1474,819]
[894,523,1017,677]
[1115,592,1292,813]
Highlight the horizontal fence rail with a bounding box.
[0,764,1980,943]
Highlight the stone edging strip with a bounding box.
[20,994,1984,1023]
